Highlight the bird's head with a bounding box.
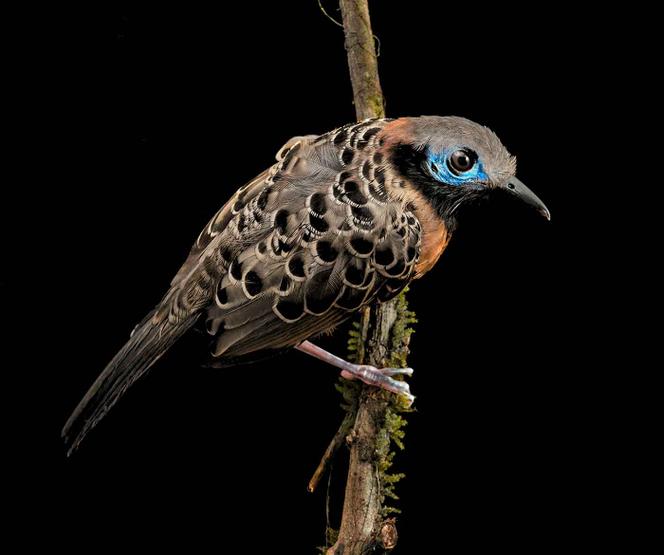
[385,116,550,225]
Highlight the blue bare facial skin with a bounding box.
[426,146,488,188]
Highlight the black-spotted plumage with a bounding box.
[63,119,420,453]
[63,116,548,454]
[202,119,421,362]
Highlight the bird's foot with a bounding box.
[296,340,415,406]
[340,365,414,406]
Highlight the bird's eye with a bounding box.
[447,149,476,174]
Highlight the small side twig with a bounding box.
[317,0,344,28]
[308,411,355,493]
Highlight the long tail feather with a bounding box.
[62,315,197,455]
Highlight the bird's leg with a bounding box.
[296,341,414,405]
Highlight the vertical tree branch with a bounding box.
[326,2,411,553]
[339,0,385,120]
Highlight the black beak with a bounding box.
[502,177,551,221]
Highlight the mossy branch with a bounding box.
[320,4,415,552]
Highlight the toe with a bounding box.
[381,367,414,377]
[341,370,357,380]
[387,377,411,395]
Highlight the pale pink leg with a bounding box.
[296,340,414,405]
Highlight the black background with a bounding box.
[5,2,620,552]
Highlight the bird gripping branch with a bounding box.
[62,115,549,455]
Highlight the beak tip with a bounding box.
[505,177,550,222]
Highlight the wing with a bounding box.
[151,135,319,324]
[62,121,423,452]
[200,119,422,364]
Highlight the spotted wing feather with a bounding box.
[203,120,422,364]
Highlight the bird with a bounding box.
[62,115,549,455]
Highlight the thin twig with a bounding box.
[317,0,381,56]
[318,0,344,28]
[325,461,334,549]
[308,411,355,493]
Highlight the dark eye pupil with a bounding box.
[455,152,469,169]
[449,149,475,173]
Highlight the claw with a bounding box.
[401,392,415,408]
[382,376,414,407]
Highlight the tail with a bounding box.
[62,314,198,455]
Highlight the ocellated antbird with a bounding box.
[62,116,549,454]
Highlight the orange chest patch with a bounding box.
[415,218,450,278]
[401,188,450,279]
